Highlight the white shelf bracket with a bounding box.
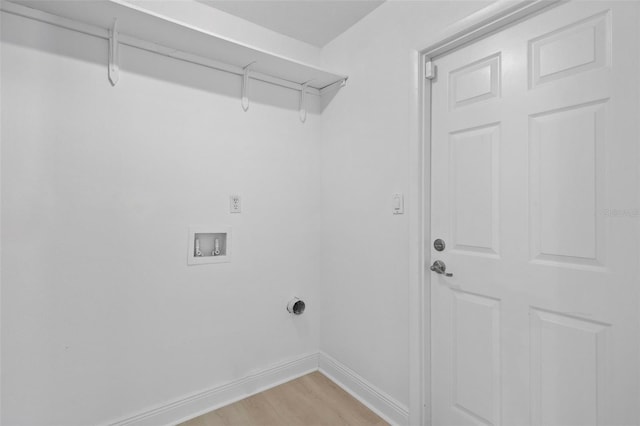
[108,19,119,86]
[318,77,347,96]
[299,81,311,123]
[241,62,255,111]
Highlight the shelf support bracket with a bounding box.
[299,81,311,123]
[108,19,119,86]
[241,62,254,111]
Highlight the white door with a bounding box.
[430,2,639,425]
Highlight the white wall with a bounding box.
[1,11,322,425]
[319,0,493,412]
[0,1,501,424]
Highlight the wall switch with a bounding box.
[392,193,404,215]
[230,195,241,213]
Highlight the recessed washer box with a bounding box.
[188,226,232,265]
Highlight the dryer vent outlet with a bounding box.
[287,298,306,315]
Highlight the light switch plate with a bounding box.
[392,193,404,214]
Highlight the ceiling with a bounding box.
[197,0,385,47]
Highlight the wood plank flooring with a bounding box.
[179,371,388,426]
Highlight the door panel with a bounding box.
[529,308,609,426]
[449,53,501,109]
[430,2,639,425]
[529,11,609,88]
[452,291,501,425]
[529,100,607,267]
[450,123,500,256]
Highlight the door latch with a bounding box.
[430,260,453,277]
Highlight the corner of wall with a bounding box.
[318,352,409,426]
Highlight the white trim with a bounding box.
[637,4,640,417]
[0,2,3,421]
[420,0,563,61]
[411,1,564,425]
[407,47,427,426]
[318,352,409,426]
[104,352,408,426]
[106,353,319,426]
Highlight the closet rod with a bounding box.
[1,1,347,96]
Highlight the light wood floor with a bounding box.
[179,371,388,426]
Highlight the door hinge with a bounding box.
[425,60,437,80]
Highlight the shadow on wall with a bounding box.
[1,13,322,115]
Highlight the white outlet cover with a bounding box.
[230,195,241,213]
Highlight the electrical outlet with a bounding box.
[230,195,241,213]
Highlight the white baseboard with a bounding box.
[107,353,319,426]
[318,352,409,426]
[106,351,409,426]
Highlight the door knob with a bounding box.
[430,260,453,277]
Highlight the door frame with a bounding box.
[409,1,562,424]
